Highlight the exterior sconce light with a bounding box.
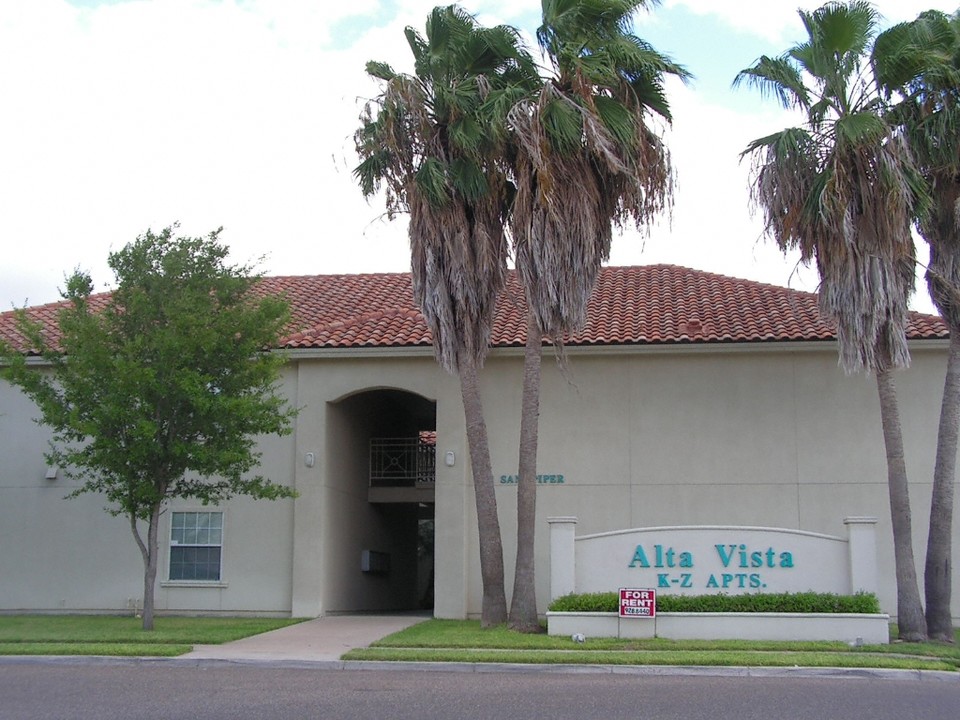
[444,451,455,467]
[45,465,58,480]
[304,452,315,468]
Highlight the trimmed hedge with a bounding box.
[548,591,881,614]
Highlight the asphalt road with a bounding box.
[1,664,958,720]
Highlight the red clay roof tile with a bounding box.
[1,265,948,354]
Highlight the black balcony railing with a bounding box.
[370,436,436,487]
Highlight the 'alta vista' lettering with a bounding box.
[627,539,798,592]
[628,544,694,569]
[714,544,793,568]
[627,543,795,570]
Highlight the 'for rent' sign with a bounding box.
[618,588,656,618]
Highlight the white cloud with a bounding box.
[0,0,942,314]
[667,0,960,43]
[0,0,411,305]
[608,75,823,298]
[662,0,800,43]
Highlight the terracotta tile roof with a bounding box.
[0,293,112,354]
[1,265,948,354]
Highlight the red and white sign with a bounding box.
[619,588,656,618]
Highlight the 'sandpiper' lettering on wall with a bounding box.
[628,542,795,590]
[499,474,565,485]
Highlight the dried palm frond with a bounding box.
[738,1,921,375]
[355,5,538,373]
[509,0,685,342]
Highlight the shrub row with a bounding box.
[548,591,881,614]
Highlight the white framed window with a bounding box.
[169,511,223,581]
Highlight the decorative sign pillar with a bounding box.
[844,516,878,595]
[548,516,578,600]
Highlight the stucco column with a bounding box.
[433,411,470,619]
[290,365,324,618]
[548,516,578,600]
[844,516,879,595]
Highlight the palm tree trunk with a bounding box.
[924,329,960,641]
[876,367,927,641]
[509,312,543,632]
[459,359,507,627]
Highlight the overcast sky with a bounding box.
[1,0,955,313]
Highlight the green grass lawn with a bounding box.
[342,619,960,672]
[0,615,305,657]
[2,615,958,670]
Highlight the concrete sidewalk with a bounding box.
[182,613,427,663]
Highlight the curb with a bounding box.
[1,655,957,682]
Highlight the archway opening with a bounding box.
[323,389,436,613]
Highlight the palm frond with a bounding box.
[834,110,888,146]
[809,0,878,58]
[744,127,819,256]
[807,97,833,127]
[873,21,926,93]
[593,95,635,146]
[405,26,429,73]
[353,149,392,198]
[365,61,396,82]
[733,55,810,110]
[607,34,692,83]
[449,157,489,203]
[627,73,672,121]
[541,95,583,153]
[741,126,810,158]
[414,157,450,209]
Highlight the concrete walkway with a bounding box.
[182,613,428,663]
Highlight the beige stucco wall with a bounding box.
[0,365,298,615]
[453,342,956,622]
[2,339,957,622]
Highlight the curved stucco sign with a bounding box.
[548,517,879,600]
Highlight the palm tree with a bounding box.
[734,1,927,640]
[875,9,960,642]
[354,5,538,627]
[504,0,689,631]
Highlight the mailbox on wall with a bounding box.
[361,549,390,575]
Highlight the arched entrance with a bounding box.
[322,388,436,613]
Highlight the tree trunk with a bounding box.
[509,312,543,633]
[459,359,507,627]
[925,329,960,641]
[875,368,927,641]
[130,504,161,631]
[143,504,162,631]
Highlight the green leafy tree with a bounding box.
[734,1,927,640]
[354,5,538,627]
[0,227,297,630]
[505,0,689,632]
[875,9,960,641]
